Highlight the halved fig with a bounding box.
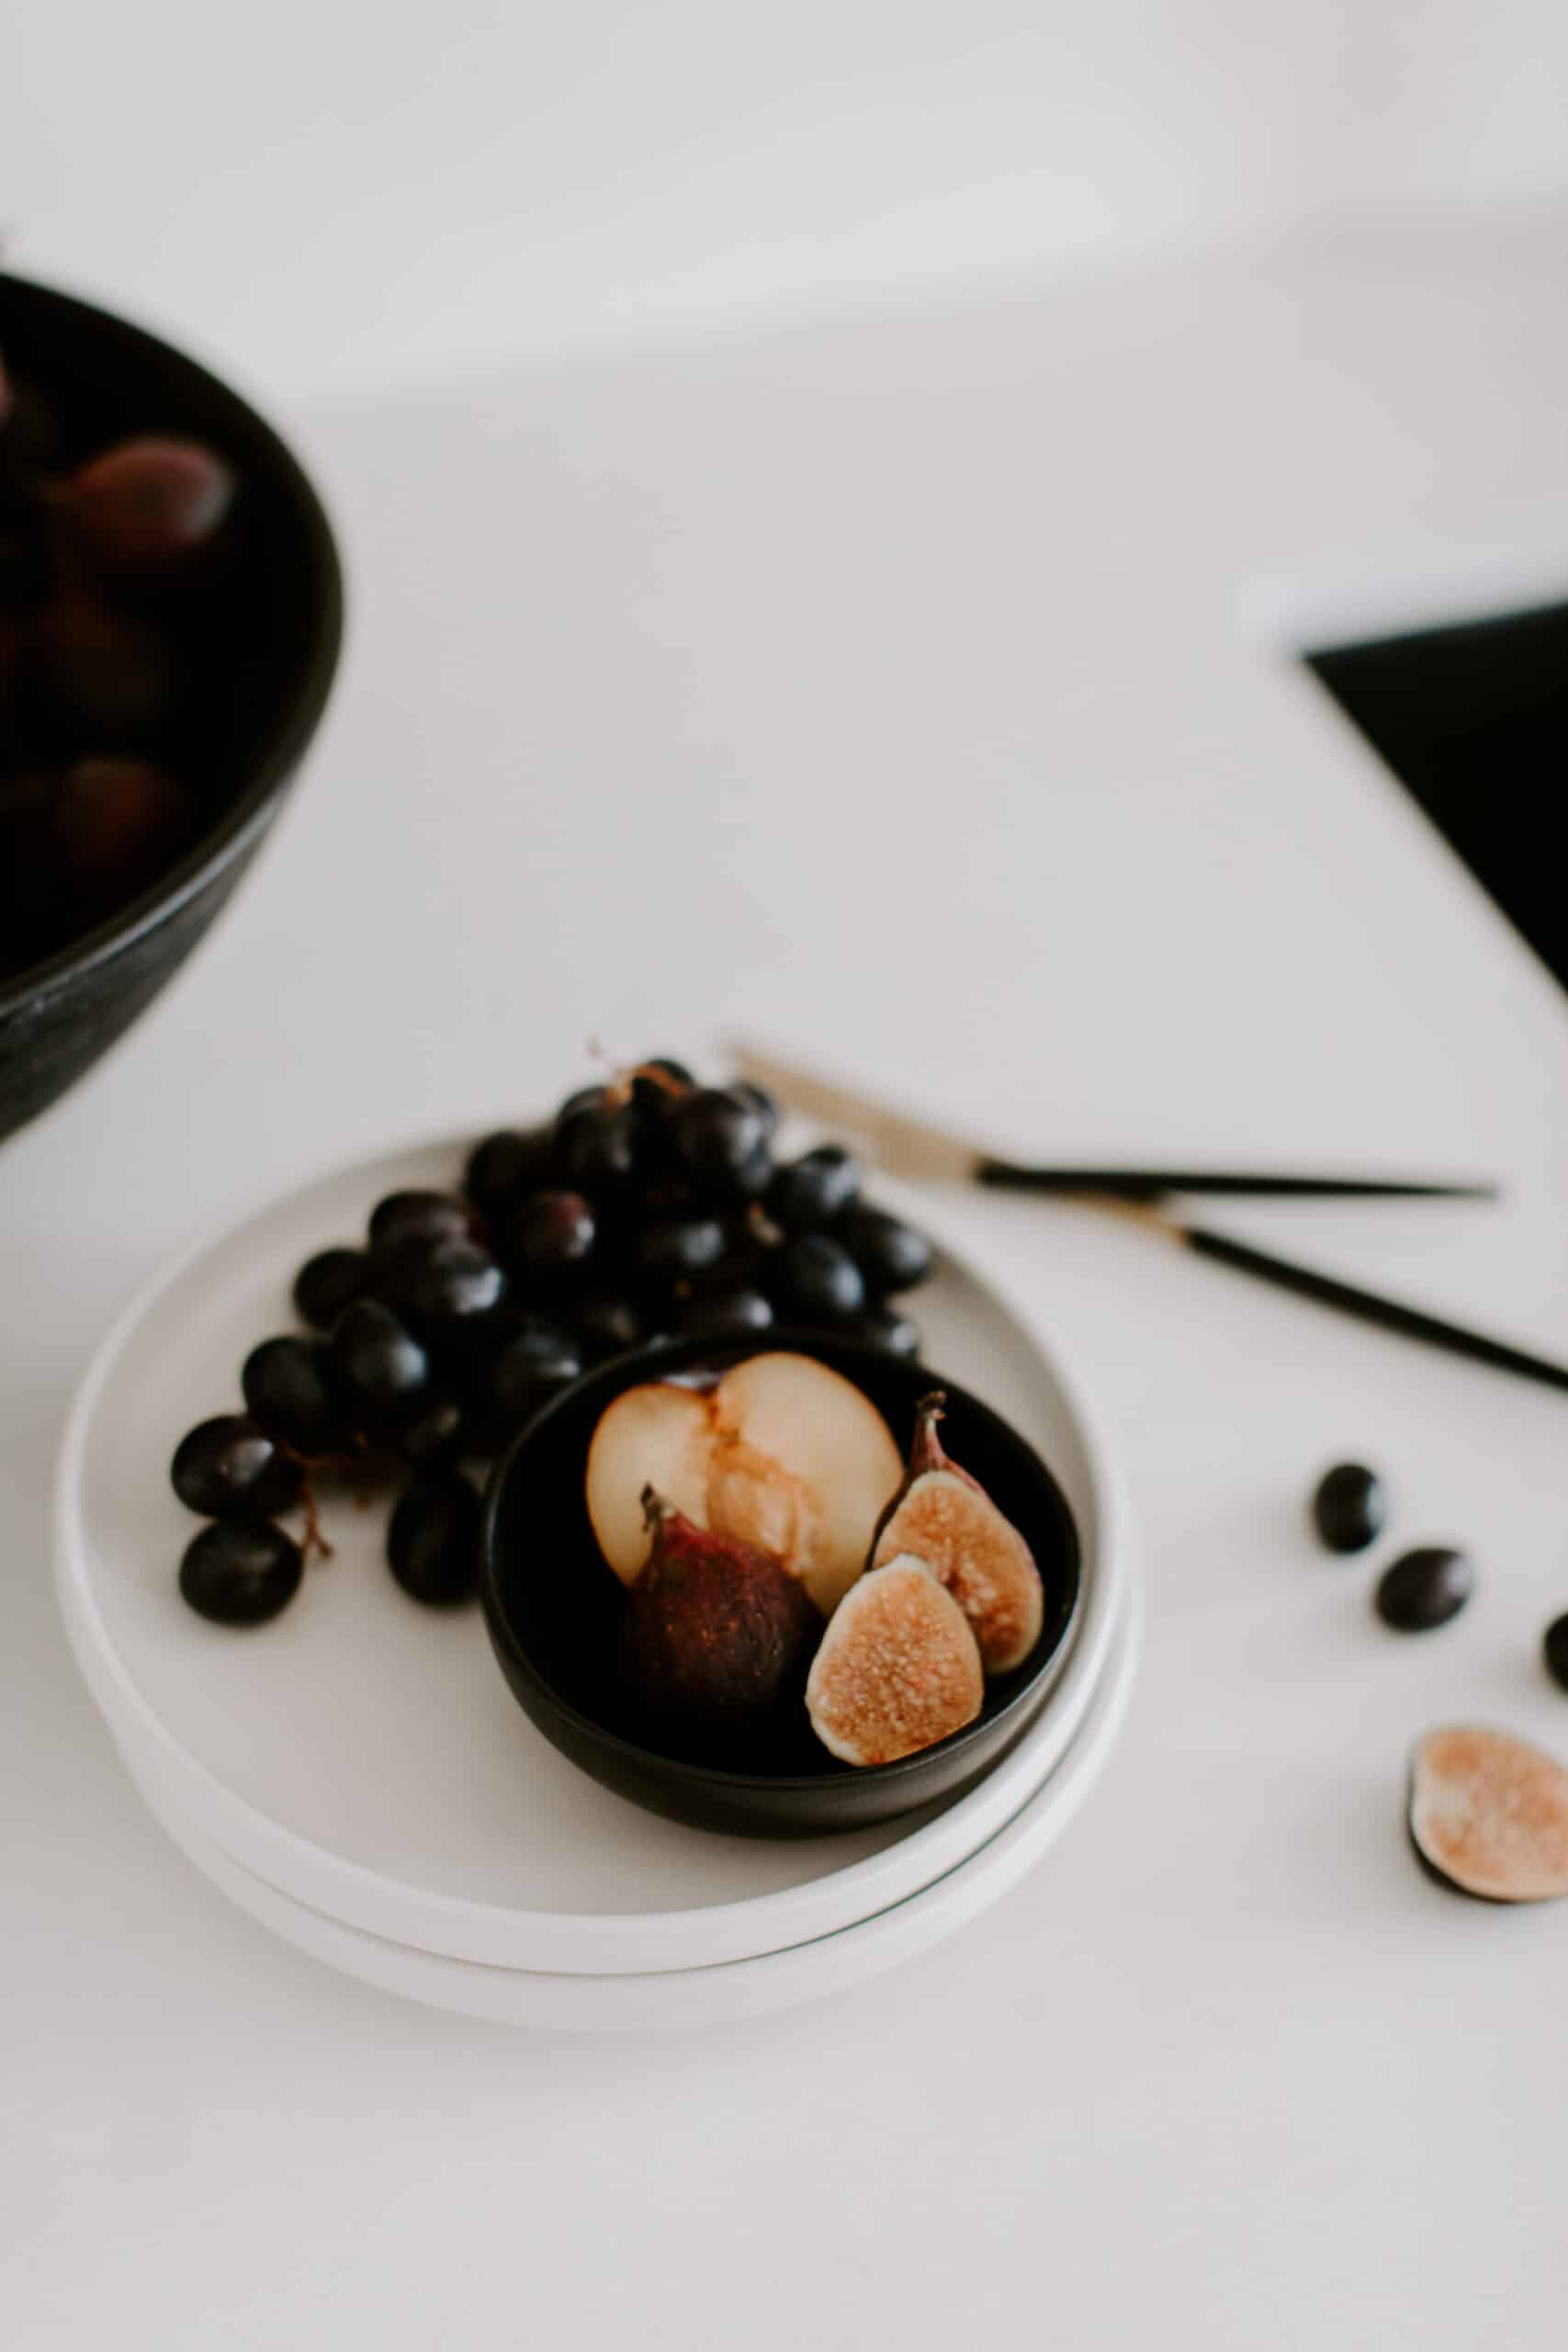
[1408,1725,1568,1904]
[806,1554,983,1766]
[868,1391,1043,1672]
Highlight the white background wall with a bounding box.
[4,0,1568,395]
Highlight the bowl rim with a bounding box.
[0,269,344,1017]
[479,1327,1085,1796]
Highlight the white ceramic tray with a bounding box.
[56,1129,1132,1976]
[123,1584,1140,2030]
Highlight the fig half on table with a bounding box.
[1408,1725,1568,1904]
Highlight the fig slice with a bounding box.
[806,1554,984,1766]
[584,1382,713,1585]
[1408,1725,1568,1904]
[868,1392,1043,1673]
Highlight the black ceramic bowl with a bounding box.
[0,274,343,1142]
[479,1332,1083,1838]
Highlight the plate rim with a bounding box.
[121,1574,1143,2031]
[55,1119,1133,1975]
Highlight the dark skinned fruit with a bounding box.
[463,1126,556,1218]
[773,1232,865,1323]
[367,1189,472,1251]
[179,1519,303,1626]
[616,1486,820,1739]
[506,1190,596,1284]
[387,1473,480,1606]
[1544,1613,1568,1693]
[572,1295,646,1362]
[170,1415,305,1520]
[241,1336,347,1455]
[838,1205,932,1295]
[1408,1726,1568,1902]
[766,1145,861,1231]
[869,1391,1043,1673]
[1311,1462,1387,1555]
[51,758,194,908]
[806,1555,983,1765]
[293,1247,370,1332]
[1375,1546,1472,1633]
[671,1286,774,1339]
[669,1088,769,1198]
[329,1300,431,1426]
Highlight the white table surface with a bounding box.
[6,207,1568,2347]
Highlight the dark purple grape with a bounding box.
[630,1057,695,1123]
[396,1238,508,1341]
[767,1145,861,1231]
[556,1097,643,1194]
[506,1190,597,1285]
[839,1205,932,1295]
[1311,1463,1387,1555]
[635,1216,727,1283]
[849,1305,921,1357]
[731,1080,780,1141]
[395,1394,470,1471]
[644,1056,695,1088]
[1544,1613,1568,1693]
[573,1295,646,1361]
[472,1321,583,1427]
[387,1475,480,1607]
[329,1300,431,1424]
[367,1189,471,1251]
[463,1126,556,1217]
[773,1232,865,1322]
[180,1519,303,1626]
[64,435,235,569]
[555,1083,605,1125]
[241,1337,347,1455]
[293,1247,370,1331]
[171,1416,305,1519]
[50,757,195,908]
[672,1286,774,1338]
[1375,1547,1473,1632]
[670,1088,769,1198]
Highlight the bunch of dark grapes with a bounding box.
[171,1057,933,1626]
[1,333,236,980]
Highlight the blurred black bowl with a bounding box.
[479,1331,1082,1838]
[0,273,343,1142]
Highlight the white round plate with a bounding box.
[56,1127,1132,1976]
[124,1583,1140,2031]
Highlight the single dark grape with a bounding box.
[463,1126,555,1217]
[28,593,176,743]
[179,1519,303,1626]
[636,1216,727,1283]
[241,1336,347,1455]
[773,1232,866,1322]
[644,1056,696,1088]
[556,1098,643,1194]
[293,1247,370,1331]
[766,1145,862,1231]
[850,1305,921,1358]
[555,1083,605,1125]
[506,1190,597,1284]
[573,1295,646,1361]
[171,1415,305,1519]
[1375,1546,1473,1633]
[397,1238,508,1340]
[839,1205,932,1295]
[329,1300,431,1424]
[669,1087,768,1197]
[51,757,194,908]
[367,1189,472,1252]
[1310,1462,1387,1554]
[1544,1612,1568,1693]
[395,1393,471,1471]
[387,1475,480,1607]
[630,1058,694,1123]
[472,1321,584,1428]
[671,1286,774,1339]
[731,1080,780,1139]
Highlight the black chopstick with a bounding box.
[976,1161,1497,1203]
[1179,1222,1568,1395]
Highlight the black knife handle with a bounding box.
[975,1160,1496,1203]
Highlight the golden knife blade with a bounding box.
[728,1044,987,1183]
